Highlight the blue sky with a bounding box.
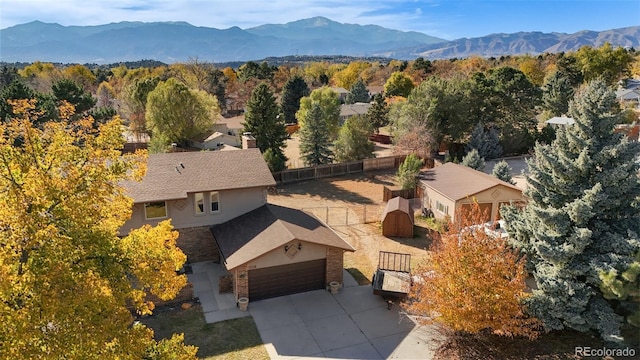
[1,0,638,40]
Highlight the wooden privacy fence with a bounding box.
[272,155,406,184]
[383,186,415,201]
[301,205,385,226]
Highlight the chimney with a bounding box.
[242,132,256,149]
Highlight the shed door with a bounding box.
[386,213,399,234]
[248,259,326,301]
[460,203,493,223]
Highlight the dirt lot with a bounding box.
[267,171,432,284]
[284,136,395,168]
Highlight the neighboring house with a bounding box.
[366,85,384,98]
[120,147,355,302]
[331,87,350,103]
[212,204,355,301]
[616,89,640,106]
[213,114,245,136]
[339,102,371,123]
[189,131,240,150]
[621,78,640,90]
[418,163,524,223]
[120,149,275,263]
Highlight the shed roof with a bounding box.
[419,163,522,201]
[381,196,414,224]
[545,116,575,125]
[122,149,275,203]
[212,204,355,269]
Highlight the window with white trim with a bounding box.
[144,201,167,219]
[195,192,205,215]
[436,201,448,215]
[210,191,219,212]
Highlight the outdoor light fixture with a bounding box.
[284,243,302,252]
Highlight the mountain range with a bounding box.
[1,17,638,64]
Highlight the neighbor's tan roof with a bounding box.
[218,114,245,130]
[212,204,355,270]
[123,149,275,203]
[419,162,522,201]
[381,196,414,224]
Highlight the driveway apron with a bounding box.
[249,270,443,359]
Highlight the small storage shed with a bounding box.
[381,196,414,237]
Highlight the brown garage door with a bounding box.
[249,259,326,300]
[460,203,493,223]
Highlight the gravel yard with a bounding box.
[267,171,432,284]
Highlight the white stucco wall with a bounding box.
[120,186,267,234]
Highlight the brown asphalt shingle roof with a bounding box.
[212,204,355,270]
[123,148,275,203]
[419,162,522,201]
[381,196,414,224]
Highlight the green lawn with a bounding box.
[140,305,269,360]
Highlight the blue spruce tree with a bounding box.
[502,80,640,342]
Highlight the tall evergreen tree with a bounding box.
[334,115,375,162]
[461,148,485,171]
[262,147,287,173]
[466,122,502,160]
[299,103,334,166]
[280,76,310,124]
[491,160,516,185]
[502,80,640,342]
[243,82,288,157]
[0,65,19,91]
[396,154,423,190]
[555,53,584,88]
[1,80,56,125]
[366,93,389,133]
[345,79,370,104]
[542,71,574,117]
[52,79,96,114]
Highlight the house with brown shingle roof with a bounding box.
[120,149,355,302]
[212,204,354,301]
[120,149,276,263]
[418,162,524,223]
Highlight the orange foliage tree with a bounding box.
[405,201,540,339]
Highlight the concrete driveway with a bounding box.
[249,280,443,359]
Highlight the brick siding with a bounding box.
[325,247,344,286]
[176,226,219,263]
[234,264,249,300]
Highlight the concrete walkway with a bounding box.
[188,261,443,359]
[187,261,249,323]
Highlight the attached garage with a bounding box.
[212,204,355,302]
[381,196,414,237]
[248,259,326,300]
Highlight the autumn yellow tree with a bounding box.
[405,201,540,339]
[0,100,196,359]
[331,61,371,89]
